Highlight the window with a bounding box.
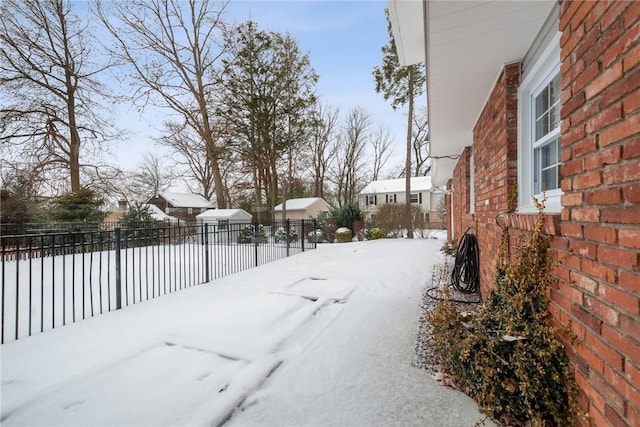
[533,74,561,194]
[410,193,419,203]
[370,213,377,220]
[518,32,562,212]
[366,195,376,205]
[218,219,229,230]
[424,213,430,223]
[188,207,193,214]
[385,194,397,203]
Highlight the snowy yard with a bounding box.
[1,239,309,343]
[1,236,492,426]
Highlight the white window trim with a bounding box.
[518,31,563,214]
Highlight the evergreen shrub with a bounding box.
[335,227,352,243]
[429,199,578,426]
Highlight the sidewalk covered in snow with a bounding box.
[1,238,493,426]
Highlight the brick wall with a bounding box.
[556,1,640,425]
[451,146,473,242]
[449,64,520,297]
[445,1,640,425]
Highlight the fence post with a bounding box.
[253,221,259,267]
[114,228,122,310]
[286,219,290,257]
[204,223,210,283]
[301,220,305,252]
[313,219,317,249]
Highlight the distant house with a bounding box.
[145,204,179,223]
[105,200,179,224]
[104,200,128,223]
[359,176,445,228]
[196,208,252,243]
[146,192,214,222]
[274,197,331,221]
[196,208,252,228]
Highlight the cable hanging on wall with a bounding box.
[426,227,481,304]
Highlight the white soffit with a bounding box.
[390,0,555,186]
[388,0,425,65]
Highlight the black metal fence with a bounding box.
[0,219,318,343]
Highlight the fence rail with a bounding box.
[1,219,317,344]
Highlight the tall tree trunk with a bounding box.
[406,73,414,239]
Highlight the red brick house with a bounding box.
[389,1,639,425]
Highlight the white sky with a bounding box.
[109,0,421,174]
[1,235,493,426]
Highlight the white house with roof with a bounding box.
[359,176,445,227]
[196,208,252,228]
[274,197,331,221]
[146,192,215,222]
[196,208,252,243]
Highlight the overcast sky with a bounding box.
[111,0,422,175]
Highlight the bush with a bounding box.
[275,226,298,243]
[429,199,578,425]
[324,222,337,243]
[353,220,365,241]
[368,227,386,240]
[237,224,267,244]
[307,229,324,243]
[335,227,352,243]
[334,203,363,233]
[440,240,456,256]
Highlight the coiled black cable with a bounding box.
[450,228,480,294]
[425,228,481,304]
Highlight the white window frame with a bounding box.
[366,195,376,205]
[518,32,563,213]
[410,193,419,203]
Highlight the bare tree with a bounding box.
[96,0,229,208]
[159,122,216,201]
[331,107,371,208]
[1,0,116,192]
[131,153,172,201]
[412,107,430,177]
[370,124,395,181]
[307,101,339,199]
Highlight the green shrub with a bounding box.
[333,203,363,234]
[440,240,456,256]
[429,199,578,426]
[237,224,267,244]
[307,229,324,243]
[335,227,352,243]
[275,226,298,243]
[368,227,386,240]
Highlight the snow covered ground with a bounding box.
[1,236,493,426]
